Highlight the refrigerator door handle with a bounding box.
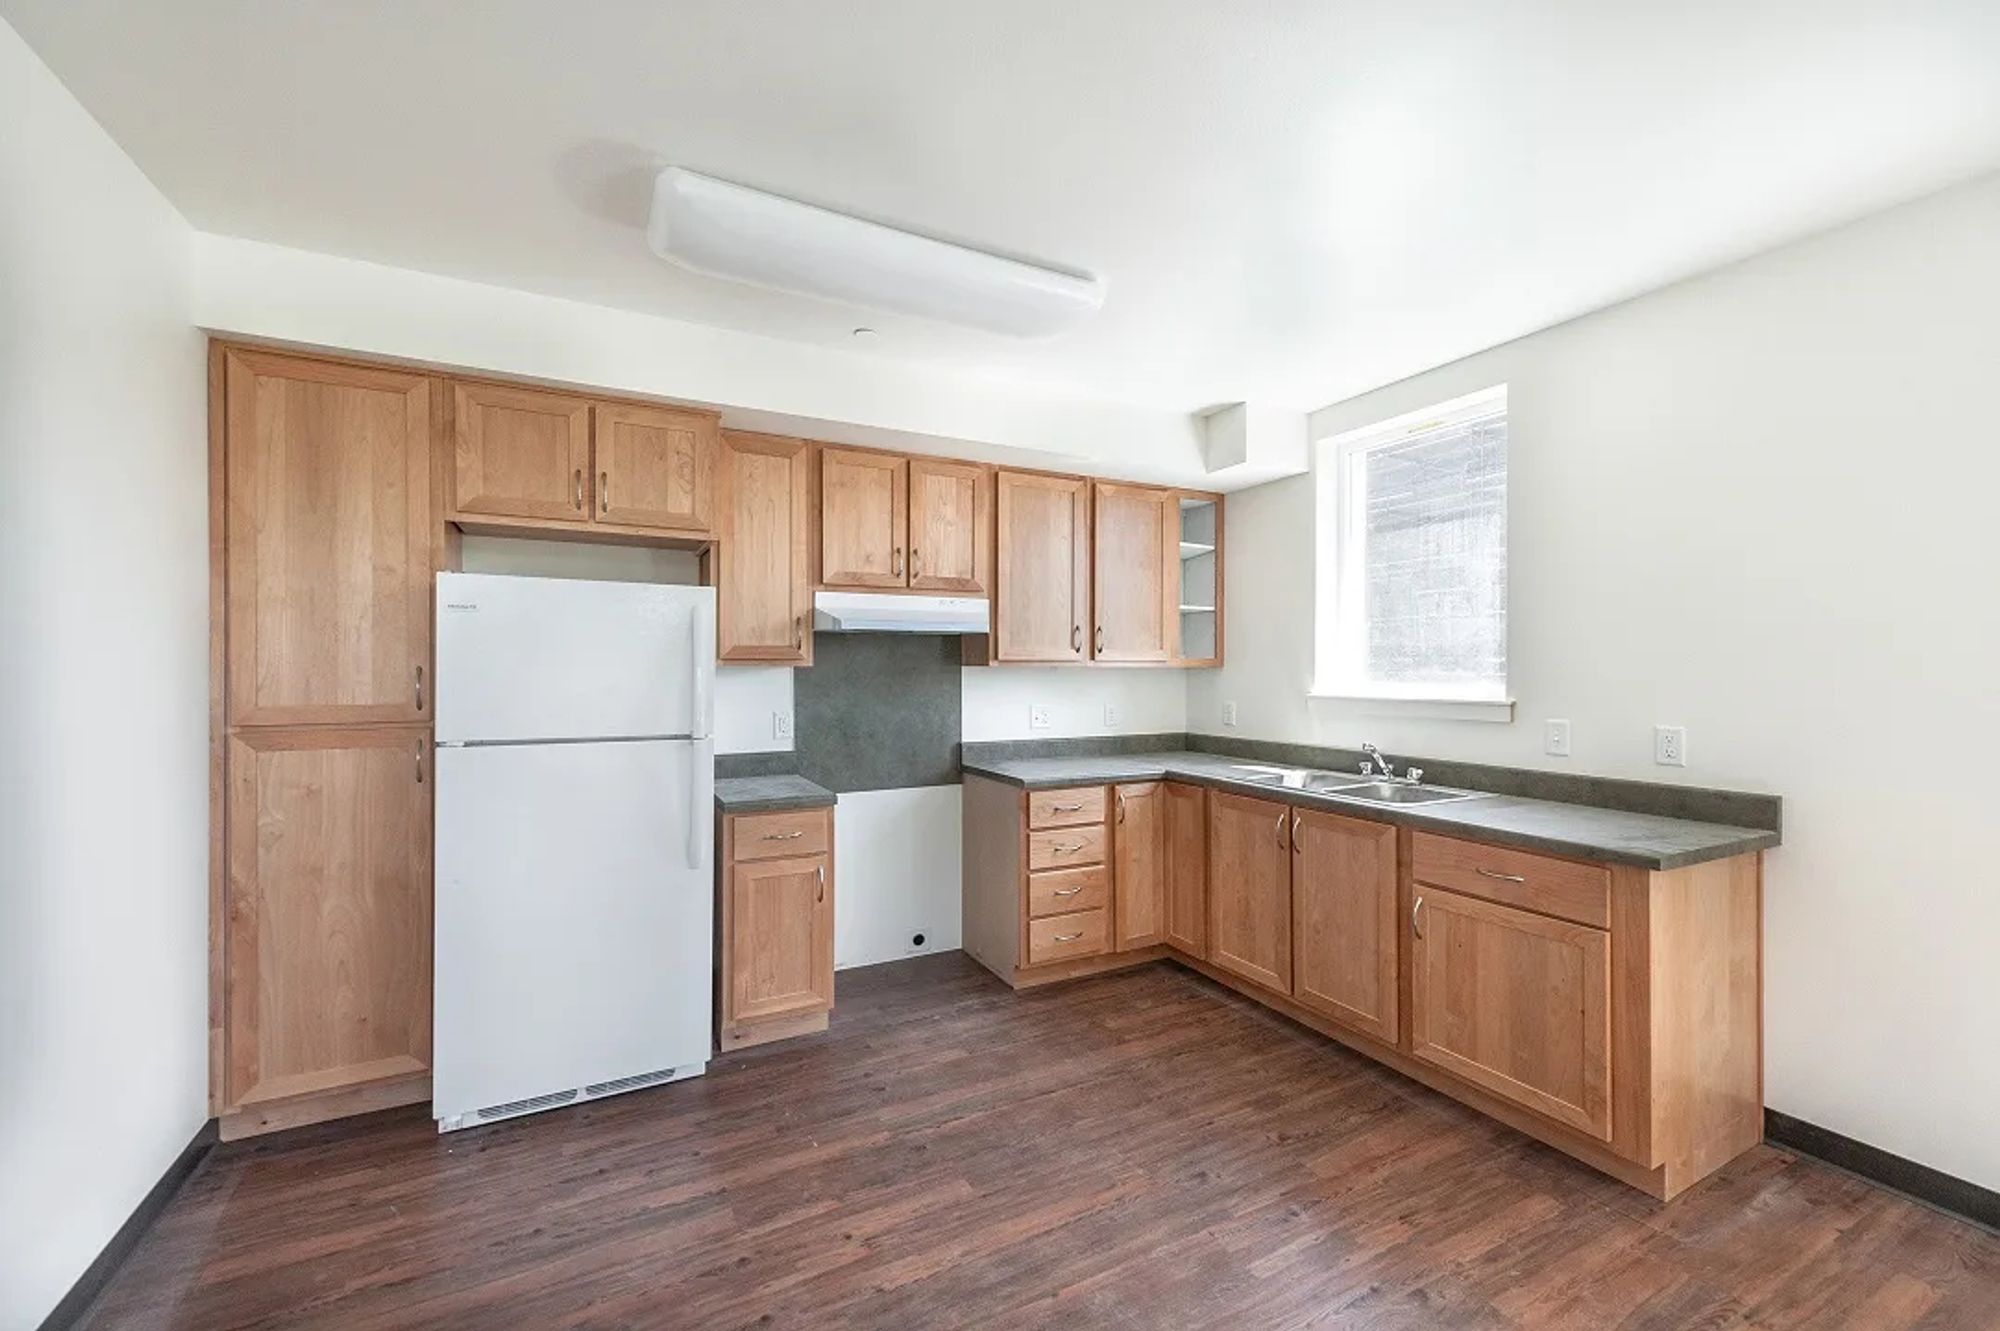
[688,739,714,871]
[690,598,714,741]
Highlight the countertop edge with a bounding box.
[713,775,838,814]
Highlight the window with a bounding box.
[1314,386,1509,714]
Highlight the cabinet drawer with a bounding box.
[1026,908,1109,966]
[1028,786,1106,829]
[1410,832,1610,929]
[1027,865,1109,918]
[732,809,830,862]
[1028,824,1106,871]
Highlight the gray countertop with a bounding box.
[960,750,1777,870]
[714,775,837,814]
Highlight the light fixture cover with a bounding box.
[645,167,1104,337]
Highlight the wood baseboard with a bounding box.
[218,1074,431,1142]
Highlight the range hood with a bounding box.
[812,591,990,635]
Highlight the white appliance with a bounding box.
[812,590,990,634]
[432,572,715,1132]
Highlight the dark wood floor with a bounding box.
[82,954,2000,1330]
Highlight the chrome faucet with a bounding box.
[1361,743,1423,785]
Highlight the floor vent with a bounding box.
[477,1088,578,1121]
[584,1067,677,1097]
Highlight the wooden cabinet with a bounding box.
[450,381,591,524]
[224,349,435,727]
[1163,782,1207,957]
[593,402,716,534]
[993,471,1090,662]
[908,458,990,593]
[720,809,834,1050]
[223,727,432,1110]
[1290,809,1399,1044]
[1112,782,1166,950]
[1091,482,1177,662]
[820,447,908,588]
[715,431,812,664]
[1205,791,1293,994]
[1409,886,1611,1141]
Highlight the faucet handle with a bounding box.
[1406,767,1424,784]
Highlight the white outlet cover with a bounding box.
[773,710,793,740]
[1029,704,1052,730]
[1544,719,1571,757]
[1654,724,1687,766]
[1103,703,1119,727]
[1223,701,1239,727]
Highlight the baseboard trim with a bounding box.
[37,1118,218,1331]
[1766,1109,1999,1232]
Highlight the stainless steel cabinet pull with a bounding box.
[910,547,921,578]
[1275,812,1287,847]
[816,864,825,902]
[1412,895,1424,939]
[1071,624,1082,652]
[599,470,610,513]
[1053,885,1084,897]
[1290,810,1300,845]
[414,665,424,712]
[1116,792,1126,823]
[1095,626,1105,654]
[762,830,806,841]
[1053,931,1084,943]
[794,615,804,651]
[1053,841,1082,853]
[1051,802,1083,812]
[415,741,424,784]
[892,546,904,578]
[1475,868,1528,884]
[573,468,583,510]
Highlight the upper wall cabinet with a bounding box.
[994,470,1090,662]
[818,448,992,595]
[715,431,812,665]
[908,458,991,594]
[225,349,436,727]
[1175,493,1224,667]
[451,382,592,524]
[593,402,716,534]
[1092,482,1177,662]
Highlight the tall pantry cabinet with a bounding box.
[212,347,441,1138]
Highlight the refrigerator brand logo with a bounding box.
[445,602,481,611]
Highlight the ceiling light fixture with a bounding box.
[645,167,1105,337]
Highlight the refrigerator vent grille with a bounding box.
[477,1088,578,1121]
[585,1067,678,1097]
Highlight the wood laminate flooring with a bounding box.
[81,954,2000,1329]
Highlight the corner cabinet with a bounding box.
[719,808,835,1050]
[713,431,812,664]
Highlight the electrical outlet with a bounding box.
[1102,703,1119,727]
[1544,719,1571,757]
[1029,704,1052,730]
[1654,724,1687,767]
[772,710,793,740]
[1223,700,1238,727]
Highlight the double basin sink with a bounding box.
[1226,764,1490,807]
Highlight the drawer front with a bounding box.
[1028,824,1107,872]
[1026,908,1109,966]
[1410,832,1610,929]
[1028,786,1107,829]
[732,809,831,863]
[1027,865,1109,918]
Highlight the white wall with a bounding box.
[1191,171,2000,1189]
[833,789,963,970]
[0,18,209,1329]
[962,666,1189,742]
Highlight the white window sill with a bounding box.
[1306,691,1516,724]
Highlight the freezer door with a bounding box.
[433,738,714,1122]
[435,572,715,743]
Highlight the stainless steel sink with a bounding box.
[1321,780,1488,806]
[1228,764,1314,788]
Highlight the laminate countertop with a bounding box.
[960,750,1777,871]
[714,775,837,814]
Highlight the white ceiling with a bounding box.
[9,1,2000,414]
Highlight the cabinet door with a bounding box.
[820,447,908,588]
[1410,887,1611,1140]
[594,402,717,533]
[225,350,434,727]
[1112,783,1166,950]
[1205,792,1292,994]
[450,381,591,523]
[717,432,811,664]
[994,471,1090,662]
[1291,809,1399,1043]
[224,727,431,1109]
[728,853,834,1023]
[1091,482,1176,662]
[908,458,990,594]
[1163,782,1207,957]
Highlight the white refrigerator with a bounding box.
[432,572,715,1131]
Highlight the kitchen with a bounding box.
[8,6,2000,1330]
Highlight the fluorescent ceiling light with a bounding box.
[646,167,1105,337]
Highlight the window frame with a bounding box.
[1312,385,1514,722]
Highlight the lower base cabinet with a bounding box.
[1205,791,1292,994]
[719,808,834,1050]
[1291,808,1399,1045]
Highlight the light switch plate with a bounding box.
[1654,724,1687,766]
[1544,719,1571,757]
[1223,701,1238,727]
[1029,704,1052,730]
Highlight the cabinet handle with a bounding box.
[1052,841,1083,853]
[414,665,424,712]
[1053,885,1084,897]
[1475,868,1528,884]
[573,468,583,510]
[599,470,610,513]
[816,864,825,902]
[892,546,904,577]
[1052,931,1084,943]
[1071,625,1082,653]
[1095,626,1105,654]
[415,740,424,784]
[794,615,805,650]
[1116,791,1126,823]
[1412,894,1424,940]
[762,830,806,841]
[910,547,921,578]
[1050,802,1084,812]
[1290,810,1300,848]
[1275,812,1287,849]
